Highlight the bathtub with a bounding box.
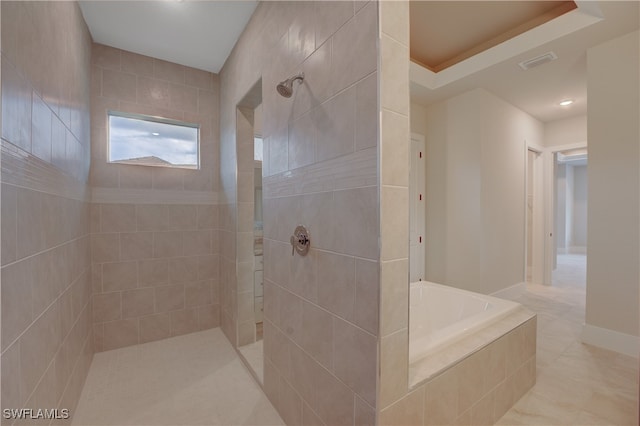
[409,281,521,364]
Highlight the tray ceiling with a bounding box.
[411,1,577,72]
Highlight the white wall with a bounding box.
[585,30,639,342]
[572,165,588,248]
[565,165,575,249]
[556,163,588,253]
[424,88,544,294]
[410,102,428,136]
[556,164,568,251]
[424,101,448,284]
[545,114,587,148]
[410,102,429,281]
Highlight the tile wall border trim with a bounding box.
[1,139,90,201]
[263,147,377,199]
[92,187,218,205]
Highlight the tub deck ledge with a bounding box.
[409,306,536,389]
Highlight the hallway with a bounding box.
[499,254,638,425]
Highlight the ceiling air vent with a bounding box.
[518,52,558,70]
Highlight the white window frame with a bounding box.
[107,111,200,170]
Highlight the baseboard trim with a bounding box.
[581,324,639,358]
[491,282,526,299]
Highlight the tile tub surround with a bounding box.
[380,317,537,426]
[1,1,94,423]
[410,308,536,387]
[91,202,220,351]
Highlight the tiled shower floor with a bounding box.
[72,329,283,426]
[238,339,264,384]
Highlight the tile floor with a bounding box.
[498,254,639,425]
[72,329,283,426]
[72,254,637,426]
[238,339,264,385]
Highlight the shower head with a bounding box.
[276,73,304,98]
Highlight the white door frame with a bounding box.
[410,133,426,282]
[541,141,588,285]
[525,143,545,285]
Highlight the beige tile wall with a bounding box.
[235,105,258,347]
[91,202,220,351]
[218,80,239,348]
[219,1,380,424]
[377,0,411,416]
[89,44,221,350]
[90,43,219,192]
[379,318,537,426]
[1,2,93,424]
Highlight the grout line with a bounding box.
[1,260,92,356]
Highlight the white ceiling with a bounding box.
[78,1,257,74]
[410,1,640,123]
[78,1,637,123]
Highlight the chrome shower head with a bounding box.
[276,73,304,98]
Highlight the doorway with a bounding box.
[553,148,588,288]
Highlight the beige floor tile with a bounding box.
[72,329,283,425]
[501,390,580,425]
[239,338,264,384]
[499,254,639,425]
[582,388,638,426]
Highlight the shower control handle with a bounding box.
[290,225,310,256]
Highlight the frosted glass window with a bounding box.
[108,112,199,169]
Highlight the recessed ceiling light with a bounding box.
[152,132,160,136]
[559,100,574,106]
